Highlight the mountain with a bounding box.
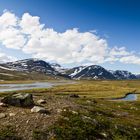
[50,63,67,74]
[0,58,139,80]
[135,74,140,79]
[66,65,115,80]
[110,70,137,79]
[0,59,69,80]
[2,59,55,74]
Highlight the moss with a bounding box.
[32,129,49,140]
[0,125,21,140]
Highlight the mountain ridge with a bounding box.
[0,58,139,80]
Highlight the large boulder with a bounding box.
[1,93,34,107]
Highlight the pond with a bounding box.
[112,93,137,101]
[0,81,74,92]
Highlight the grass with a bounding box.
[32,98,140,140]
[17,80,139,99]
[0,125,21,140]
[0,80,140,139]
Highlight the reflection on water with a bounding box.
[113,94,137,101]
[0,81,74,92]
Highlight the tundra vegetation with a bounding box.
[0,80,140,140]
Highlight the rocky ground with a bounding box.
[0,92,77,140]
[0,80,140,140]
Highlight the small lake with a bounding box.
[0,81,74,92]
[112,94,137,101]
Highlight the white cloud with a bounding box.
[120,55,140,65]
[0,52,17,63]
[0,11,140,65]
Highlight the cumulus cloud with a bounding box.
[0,52,17,63]
[0,10,140,65]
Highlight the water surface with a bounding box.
[0,81,73,92]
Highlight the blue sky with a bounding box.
[0,0,140,73]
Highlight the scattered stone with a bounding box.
[130,106,138,110]
[0,102,8,107]
[0,113,6,119]
[31,106,50,114]
[57,109,62,113]
[86,100,91,103]
[37,99,46,104]
[69,94,79,98]
[71,110,78,114]
[9,113,16,117]
[100,132,107,138]
[63,117,69,121]
[1,93,34,107]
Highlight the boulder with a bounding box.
[1,93,34,107]
[31,106,50,114]
[37,99,46,104]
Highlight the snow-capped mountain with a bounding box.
[67,65,115,80]
[50,63,67,74]
[1,59,55,74]
[110,70,137,79]
[0,58,139,80]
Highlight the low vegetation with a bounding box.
[0,80,140,139]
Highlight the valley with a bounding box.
[0,59,140,140]
[0,80,140,139]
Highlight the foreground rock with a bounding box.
[1,93,34,107]
[0,102,8,107]
[31,106,50,114]
[0,113,6,119]
[37,99,46,104]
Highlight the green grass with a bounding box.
[35,99,140,140]
[1,80,140,139]
[33,80,140,99]
[0,125,21,140]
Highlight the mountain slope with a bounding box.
[0,59,139,80]
[67,65,115,80]
[110,70,137,79]
[0,59,69,80]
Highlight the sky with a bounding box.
[0,0,140,73]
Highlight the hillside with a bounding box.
[0,59,139,80]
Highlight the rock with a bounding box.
[1,93,34,107]
[0,113,6,119]
[0,102,8,107]
[9,113,16,117]
[71,110,78,114]
[31,106,50,114]
[100,132,107,138]
[57,109,62,113]
[69,94,79,98]
[37,99,46,104]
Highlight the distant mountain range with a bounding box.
[0,58,139,80]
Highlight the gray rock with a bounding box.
[0,113,6,119]
[1,93,34,107]
[0,102,8,107]
[69,94,79,98]
[31,106,50,114]
[9,113,16,117]
[37,99,46,104]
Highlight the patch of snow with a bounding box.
[0,66,16,71]
[0,73,14,76]
[70,66,86,77]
